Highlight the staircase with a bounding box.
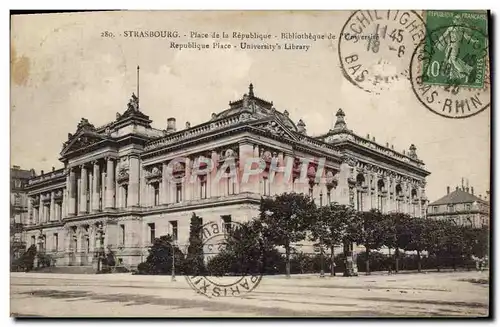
[31,265,96,274]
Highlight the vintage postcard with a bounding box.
[10,10,490,318]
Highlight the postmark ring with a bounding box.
[338,10,426,95]
[409,23,490,119]
[185,220,263,299]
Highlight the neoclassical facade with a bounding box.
[23,85,430,268]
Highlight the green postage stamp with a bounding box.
[422,10,488,89]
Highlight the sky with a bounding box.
[10,11,490,202]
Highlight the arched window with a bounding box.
[395,184,403,212]
[411,189,418,217]
[377,180,385,212]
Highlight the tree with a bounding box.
[384,213,412,273]
[137,235,185,275]
[310,203,356,276]
[423,219,449,271]
[355,209,386,275]
[259,193,317,277]
[185,212,206,275]
[405,217,428,272]
[13,244,37,272]
[470,225,489,259]
[207,219,284,276]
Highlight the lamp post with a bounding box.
[171,241,176,282]
[164,238,177,282]
[319,245,325,278]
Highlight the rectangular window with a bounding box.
[170,221,178,241]
[433,206,438,213]
[31,235,36,246]
[153,183,160,206]
[448,205,454,213]
[222,215,232,234]
[176,183,182,203]
[148,223,156,243]
[54,233,59,251]
[120,224,125,245]
[263,177,270,196]
[200,179,207,199]
[123,185,129,207]
[226,177,236,195]
[466,204,471,211]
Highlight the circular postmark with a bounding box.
[409,23,490,119]
[338,10,426,94]
[185,221,263,298]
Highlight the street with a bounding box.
[10,270,489,317]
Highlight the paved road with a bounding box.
[10,271,489,317]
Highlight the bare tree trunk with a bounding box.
[330,246,335,277]
[395,247,400,273]
[285,244,291,278]
[365,247,370,275]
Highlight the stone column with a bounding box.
[105,158,115,209]
[210,151,219,198]
[337,162,351,206]
[373,174,379,211]
[365,172,372,211]
[92,161,100,212]
[252,145,261,194]
[39,194,43,223]
[184,157,191,202]
[127,155,140,207]
[161,162,169,204]
[49,191,55,221]
[79,165,88,214]
[63,172,69,218]
[27,197,32,226]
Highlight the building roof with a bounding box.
[429,188,485,206]
[11,167,34,179]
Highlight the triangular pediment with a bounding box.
[60,130,110,157]
[249,117,299,141]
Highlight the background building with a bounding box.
[10,165,36,259]
[23,85,430,269]
[427,180,489,228]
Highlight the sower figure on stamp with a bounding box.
[434,15,477,83]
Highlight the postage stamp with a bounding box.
[338,10,426,94]
[421,11,489,89]
[185,221,263,298]
[410,10,490,119]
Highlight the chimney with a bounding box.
[12,165,20,170]
[447,186,450,194]
[456,186,459,191]
[166,118,176,133]
[471,187,474,195]
[41,170,44,175]
[52,166,55,172]
[185,121,191,129]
